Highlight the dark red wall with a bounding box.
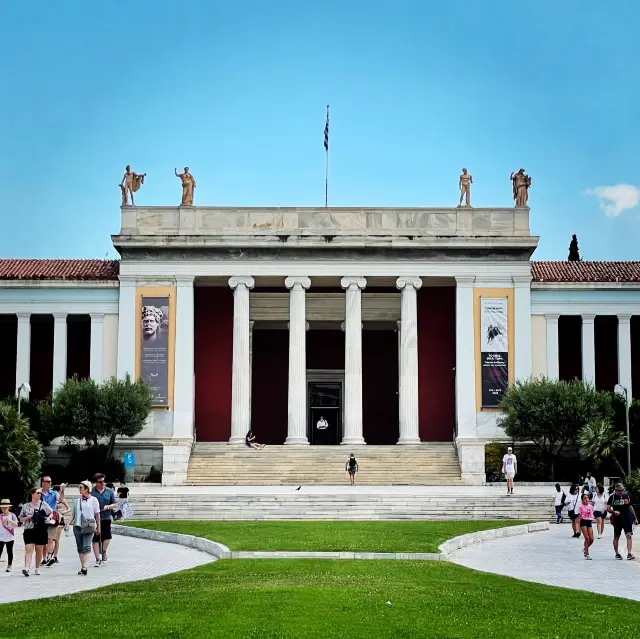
[30,315,54,402]
[595,316,618,392]
[0,315,17,398]
[632,317,640,401]
[251,329,289,444]
[417,287,456,442]
[307,330,344,370]
[559,316,582,381]
[67,315,91,380]
[194,287,233,442]
[362,330,398,444]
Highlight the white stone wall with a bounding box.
[531,314,547,378]
[102,314,118,380]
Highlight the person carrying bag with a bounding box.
[71,480,100,576]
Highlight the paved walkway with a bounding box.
[0,527,214,604]
[450,524,640,601]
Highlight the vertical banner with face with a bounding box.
[480,297,509,407]
[140,296,170,406]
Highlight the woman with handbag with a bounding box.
[18,487,53,577]
[70,480,100,576]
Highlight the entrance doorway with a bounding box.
[307,370,343,445]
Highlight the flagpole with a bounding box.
[324,104,329,207]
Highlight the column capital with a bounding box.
[618,314,632,324]
[175,275,195,286]
[582,314,596,324]
[340,321,363,331]
[16,312,31,322]
[545,314,560,323]
[249,320,255,330]
[228,276,255,290]
[287,321,310,331]
[90,313,105,322]
[341,276,367,291]
[285,276,311,290]
[512,275,533,286]
[455,276,475,288]
[52,312,68,321]
[396,276,422,291]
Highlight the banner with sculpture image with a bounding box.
[140,296,170,406]
[480,297,509,407]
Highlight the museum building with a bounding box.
[1,204,639,484]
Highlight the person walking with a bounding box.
[578,493,595,560]
[50,483,71,565]
[116,481,134,520]
[593,484,608,539]
[502,446,517,495]
[39,476,59,566]
[565,484,581,538]
[607,482,638,560]
[19,488,53,576]
[345,453,358,485]
[0,498,19,572]
[90,473,118,566]
[70,480,101,576]
[552,484,565,524]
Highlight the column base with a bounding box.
[228,437,246,445]
[341,437,366,445]
[284,437,310,445]
[396,436,421,445]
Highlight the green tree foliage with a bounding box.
[578,418,629,477]
[2,395,60,446]
[498,379,613,479]
[43,375,153,464]
[0,401,43,505]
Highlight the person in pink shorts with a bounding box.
[578,493,595,560]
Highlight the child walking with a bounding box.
[578,493,595,560]
[0,499,19,572]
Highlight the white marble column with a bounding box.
[249,320,255,426]
[455,276,476,438]
[341,276,367,445]
[117,277,137,379]
[90,313,104,383]
[396,321,401,388]
[229,276,255,444]
[396,277,422,444]
[582,314,596,386]
[285,276,311,444]
[15,313,31,396]
[618,314,632,400]
[173,277,195,439]
[52,313,68,391]
[513,276,532,381]
[545,314,560,380]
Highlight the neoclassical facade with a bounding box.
[1,206,638,484]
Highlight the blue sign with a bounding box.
[124,453,135,468]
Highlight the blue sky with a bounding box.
[0,1,638,260]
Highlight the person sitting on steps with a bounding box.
[245,429,264,449]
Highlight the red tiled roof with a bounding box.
[532,261,640,283]
[0,259,119,281]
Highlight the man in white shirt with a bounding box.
[502,447,517,495]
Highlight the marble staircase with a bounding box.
[185,443,463,486]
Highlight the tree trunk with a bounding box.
[611,454,627,478]
[106,434,117,462]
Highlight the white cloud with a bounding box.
[584,184,640,217]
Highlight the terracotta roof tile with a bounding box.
[0,259,119,281]
[531,261,640,283]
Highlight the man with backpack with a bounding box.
[607,482,638,560]
[345,454,358,485]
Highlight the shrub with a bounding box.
[499,378,614,480]
[485,443,505,482]
[0,401,43,505]
[62,444,125,484]
[144,465,162,483]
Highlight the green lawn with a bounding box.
[121,520,524,553]
[2,560,638,638]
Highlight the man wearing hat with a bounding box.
[607,482,638,560]
[0,498,19,572]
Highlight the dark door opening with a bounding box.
[308,381,342,445]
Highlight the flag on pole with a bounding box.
[324,105,329,152]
